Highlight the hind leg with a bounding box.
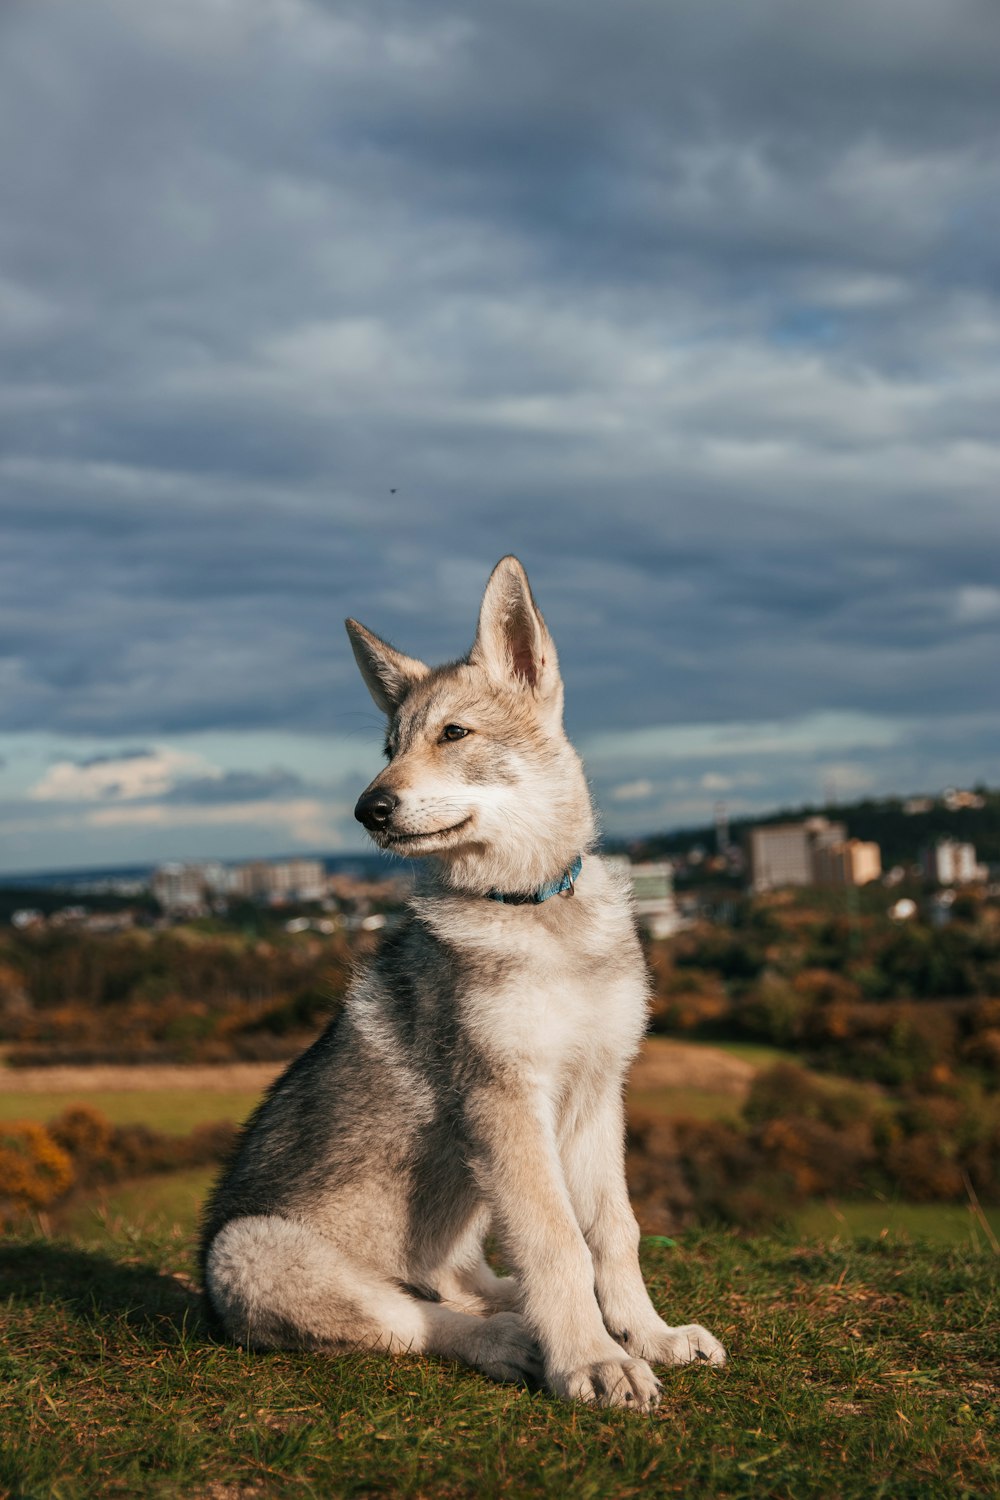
[429,1214,522,1315]
[205,1215,541,1383]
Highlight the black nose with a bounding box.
[355,789,398,830]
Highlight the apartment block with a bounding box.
[749,818,846,892]
[921,838,983,885]
[749,817,881,890]
[812,837,882,886]
[605,857,684,938]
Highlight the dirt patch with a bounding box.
[628,1038,756,1097]
[0,1062,283,1093]
[2,1038,756,1099]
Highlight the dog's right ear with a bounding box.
[469,555,561,701]
[345,620,429,716]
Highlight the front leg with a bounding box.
[561,1088,726,1369]
[465,1083,663,1410]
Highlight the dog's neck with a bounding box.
[422,755,596,900]
[485,854,584,905]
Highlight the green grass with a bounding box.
[1,1223,996,1499]
[628,1086,742,1122]
[51,1166,218,1248]
[0,1088,261,1134]
[796,1200,1000,1250]
[4,1082,998,1495]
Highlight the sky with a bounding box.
[1,0,999,874]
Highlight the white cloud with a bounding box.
[29,747,213,802]
[583,710,903,767]
[609,778,654,802]
[817,762,877,798]
[954,585,1000,623]
[83,797,343,845]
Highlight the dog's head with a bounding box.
[346,556,593,891]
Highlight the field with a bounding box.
[2,1043,998,1497]
[5,1040,1000,1250]
[2,1222,997,1499]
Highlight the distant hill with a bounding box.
[619,787,1000,869]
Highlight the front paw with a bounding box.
[551,1355,662,1411]
[649,1323,726,1368]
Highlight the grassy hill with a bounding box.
[1,1219,996,1500]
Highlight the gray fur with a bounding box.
[201,555,726,1407]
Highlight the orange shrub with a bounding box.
[0,1121,74,1210]
[49,1103,114,1163]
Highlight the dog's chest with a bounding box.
[455,906,647,1082]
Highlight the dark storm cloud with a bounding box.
[166,768,306,804]
[76,748,156,768]
[0,0,998,762]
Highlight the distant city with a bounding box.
[5,784,995,942]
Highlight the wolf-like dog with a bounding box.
[201,556,726,1409]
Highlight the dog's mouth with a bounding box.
[378,815,474,849]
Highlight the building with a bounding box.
[813,838,882,887]
[227,858,326,903]
[153,856,328,911]
[749,823,812,891]
[921,838,983,885]
[942,788,985,811]
[749,817,880,891]
[612,858,684,938]
[267,859,327,903]
[749,818,846,892]
[152,863,210,913]
[228,861,274,901]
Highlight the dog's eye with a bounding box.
[440,724,470,743]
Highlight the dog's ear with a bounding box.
[469,556,560,698]
[345,620,429,715]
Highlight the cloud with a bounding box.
[28,748,210,802]
[609,778,655,803]
[165,768,306,804]
[1,0,999,866]
[582,711,904,769]
[75,747,156,768]
[84,798,343,847]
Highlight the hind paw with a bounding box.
[472,1312,543,1385]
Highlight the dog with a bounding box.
[201,555,725,1409]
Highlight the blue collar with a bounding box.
[487,855,583,905]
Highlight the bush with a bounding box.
[736,972,812,1046]
[0,1121,74,1212]
[884,1133,964,1201]
[4,1106,239,1211]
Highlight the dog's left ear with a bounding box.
[469,556,561,700]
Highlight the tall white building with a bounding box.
[152,863,209,913]
[605,857,683,938]
[749,818,847,892]
[921,838,983,885]
[748,818,881,891]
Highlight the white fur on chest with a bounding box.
[414,860,648,1088]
